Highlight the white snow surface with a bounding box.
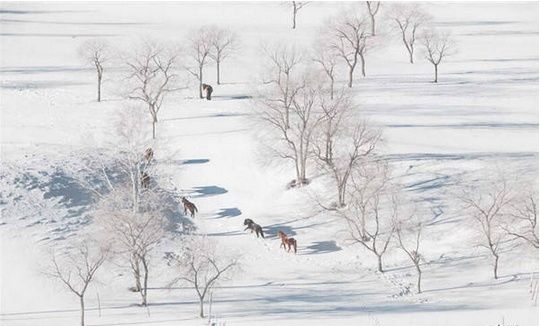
[0,2,538,326]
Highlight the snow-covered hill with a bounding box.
[0,2,538,326]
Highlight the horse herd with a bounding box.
[142,147,298,254]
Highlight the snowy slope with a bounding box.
[0,2,538,326]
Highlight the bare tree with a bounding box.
[125,41,181,139]
[257,72,324,187]
[313,90,381,207]
[167,234,238,318]
[96,188,169,306]
[208,27,238,85]
[46,240,108,326]
[340,163,394,272]
[186,26,213,99]
[422,29,455,83]
[394,213,424,293]
[291,1,309,29]
[261,43,304,128]
[327,11,370,87]
[387,4,430,63]
[78,39,110,102]
[461,180,513,279]
[312,40,338,99]
[504,189,538,249]
[366,1,381,36]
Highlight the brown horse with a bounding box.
[141,172,150,188]
[278,231,297,254]
[143,147,154,163]
[181,197,198,218]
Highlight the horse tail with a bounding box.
[260,228,265,238]
[193,204,198,212]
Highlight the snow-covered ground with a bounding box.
[0,2,538,326]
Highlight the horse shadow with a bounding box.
[263,225,296,238]
[212,207,242,219]
[303,241,342,255]
[191,185,228,198]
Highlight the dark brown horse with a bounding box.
[278,231,297,254]
[244,219,264,238]
[181,197,198,218]
[143,147,154,163]
[141,172,150,188]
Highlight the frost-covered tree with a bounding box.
[167,234,238,318]
[208,27,238,85]
[186,26,213,98]
[461,180,513,279]
[96,189,169,306]
[340,162,394,272]
[422,29,456,83]
[46,240,108,326]
[78,39,110,102]
[290,1,309,29]
[387,3,430,64]
[312,40,338,99]
[125,40,181,139]
[261,43,304,128]
[326,10,370,87]
[504,188,538,249]
[366,1,381,36]
[313,90,381,207]
[257,70,324,187]
[394,213,425,293]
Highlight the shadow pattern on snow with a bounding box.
[191,185,228,198]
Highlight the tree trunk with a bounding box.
[292,4,297,29]
[198,66,203,99]
[152,118,157,139]
[360,54,366,77]
[216,60,221,85]
[97,74,102,102]
[371,16,376,36]
[80,295,85,326]
[132,255,142,292]
[377,255,383,273]
[330,77,334,99]
[434,64,438,83]
[493,253,499,279]
[416,265,422,293]
[409,50,414,64]
[199,298,205,318]
[141,257,149,306]
[348,66,354,88]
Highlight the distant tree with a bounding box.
[422,29,456,83]
[257,70,324,187]
[312,40,338,99]
[394,213,425,293]
[460,179,513,279]
[326,10,370,87]
[387,4,430,63]
[313,90,381,207]
[208,27,238,85]
[366,1,381,36]
[261,43,304,128]
[125,41,181,139]
[96,190,169,306]
[167,234,238,318]
[186,26,213,99]
[504,189,538,249]
[340,162,394,272]
[291,1,309,29]
[46,240,108,326]
[78,39,110,102]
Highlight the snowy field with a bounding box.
[0,1,538,326]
